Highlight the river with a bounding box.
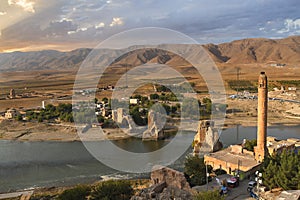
[0,125,299,192]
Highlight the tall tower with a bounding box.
[255,72,268,162]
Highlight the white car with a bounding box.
[247,181,257,191]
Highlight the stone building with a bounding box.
[131,166,192,200]
[5,108,18,119]
[151,166,191,191]
[267,137,299,155]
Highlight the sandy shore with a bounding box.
[0,120,132,142]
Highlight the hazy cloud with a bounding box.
[109,17,123,27]
[0,12,7,15]
[8,0,35,13]
[95,22,105,29]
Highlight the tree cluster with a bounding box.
[184,155,212,187]
[26,103,73,123]
[57,180,134,200]
[262,150,300,190]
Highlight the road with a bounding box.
[193,174,255,200]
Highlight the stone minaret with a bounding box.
[254,72,268,162]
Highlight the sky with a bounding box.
[0,0,299,52]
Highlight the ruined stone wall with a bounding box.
[142,110,165,140]
[193,120,222,154]
[151,166,191,192]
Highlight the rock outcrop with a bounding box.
[142,110,165,140]
[193,120,223,155]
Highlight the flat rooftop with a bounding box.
[205,147,260,171]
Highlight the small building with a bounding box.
[204,145,261,177]
[267,137,299,155]
[5,108,18,119]
[129,98,138,105]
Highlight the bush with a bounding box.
[193,190,224,200]
[90,180,133,200]
[243,139,257,151]
[58,185,91,200]
[214,168,227,176]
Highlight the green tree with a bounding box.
[262,150,300,190]
[37,116,43,122]
[243,139,257,151]
[130,106,145,126]
[184,155,212,187]
[102,97,109,103]
[90,180,133,200]
[193,190,224,200]
[202,97,212,114]
[58,185,91,200]
[150,93,159,100]
[16,114,23,121]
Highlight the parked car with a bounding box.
[226,177,239,188]
[247,180,257,191]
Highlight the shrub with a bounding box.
[58,185,91,200]
[90,180,134,200]
[214,168,227,176]
[194,190,224,200]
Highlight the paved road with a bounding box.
[193,174,256,200]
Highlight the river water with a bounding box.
[0,126,299,192]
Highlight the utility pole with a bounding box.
[125,64,128,88]
[236,67,240,81]
[236,67,241,95]
[205,162,209,191]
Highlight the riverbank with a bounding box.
[0,120,132,142]
[0,178,151,200]
[0,115,300,141]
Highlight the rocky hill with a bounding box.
[0,36,299,72]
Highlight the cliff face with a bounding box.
[0,36,299,72]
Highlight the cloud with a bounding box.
[95,22,105,29]
[109,17,123,27]
[1,0,300,52]
[7,0,35,13]
[0,11,7,15]
[277,18,300,34]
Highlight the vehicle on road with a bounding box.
[247,180,257,191]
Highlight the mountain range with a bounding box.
[0,36,299,72]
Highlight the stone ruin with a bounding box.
[111,108,141,134]
[111,108,166,139]
[142,110,165,140]
[131,166,192,200]
[193,120,223,155]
